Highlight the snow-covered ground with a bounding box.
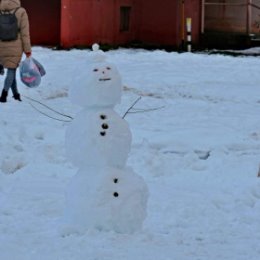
[0,47,260,260]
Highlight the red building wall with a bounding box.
[61,0,137,48]
[136,0,179,46]
[114,0,138,44]
[137,0,201,48]
[22,0,201,49]
[23,0,61,46]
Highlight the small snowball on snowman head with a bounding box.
[69,43,123,107]
[91,43,106,63]
[92,43,99,52]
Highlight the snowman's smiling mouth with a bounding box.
[99,78,111,81]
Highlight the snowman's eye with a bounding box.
[106,67,111,70]
[93,68,99,72]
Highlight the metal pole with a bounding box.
[181,0,185,50]
[247,0,252,34]
[186,18,192,52]
[201,0,205,34]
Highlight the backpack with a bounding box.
[0,8,20,41]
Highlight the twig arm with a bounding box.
[122,96,142,119]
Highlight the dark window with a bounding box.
[120,6,131,32]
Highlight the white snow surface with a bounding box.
[0,47,260,259]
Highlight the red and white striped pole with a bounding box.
[186,18,192,52]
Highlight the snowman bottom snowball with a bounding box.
[60,166,149,235]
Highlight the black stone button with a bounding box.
[113,178,118,183]
[100,131,106,136]
[113,192,119,197]
[102,123,109,129]
[100,114,107,120]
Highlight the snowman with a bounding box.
[61,44,148,235]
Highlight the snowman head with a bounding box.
[69,44,122,108]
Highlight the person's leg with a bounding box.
[0,69,21,102]
[0,68,16,102]
[4,68,16,91]
[0,88,8,102]
[11,75,18,94]
[10,71,21,101]
[0,64,4,75]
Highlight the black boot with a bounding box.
[13,93,22,101]
[0,89,8,103]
